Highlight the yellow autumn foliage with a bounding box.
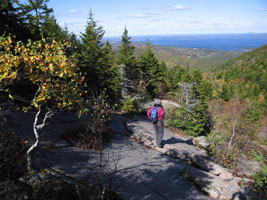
[0,35,84,111]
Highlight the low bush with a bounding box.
[0,175,121,200]
[62,93,113,151]
[0,130,29,181]
[251,151,267,195]
[121,97,136,112]
[164,106,209,137]
[210,145,240,169]
[62,126,111,151]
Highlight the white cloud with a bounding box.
[59,10,87,18]
[166,5,187,11]
[135,13,149,18]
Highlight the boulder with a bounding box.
[194,136,210,148]
[184,165,243,200]
[141,100,180,110]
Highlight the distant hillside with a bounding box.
[111,42,240,72]
[217,44,267,71]
[213,44,267,105]
[135,44,241,71]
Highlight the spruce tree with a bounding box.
[219,84,231,101]
[21,0,53,39]
[79,11,120,103]
[117,27,139,99]
[41,14,65,40]
[138,42,160,98]
[79,10,105,91]
[101,41,121,102]
[117,27,136,73]
[166,64,184,92]
[158,60,168,96]
[0,0,31,40]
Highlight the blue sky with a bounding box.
[43,0,267,36]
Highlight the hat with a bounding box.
[154,99,162,105]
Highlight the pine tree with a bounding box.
[0,0,31,40]
[166,64,185,92]
[138,42,160,98]
[117,27,139,99]
[117,27,136,75]
[21,0,53,39]
[219,84,231,101]
[101,41,121,102]
[41,14,64,40]
[158,60,168,96]
[79,10,105,91]
[79,11,120,103]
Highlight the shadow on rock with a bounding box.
[162,137,194,146]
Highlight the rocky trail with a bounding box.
[122,114,244,200]
[12,111,246,200]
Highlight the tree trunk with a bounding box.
[228,120,237,149]
[27,105,41,171]
[26,106,53,171]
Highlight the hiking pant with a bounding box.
[153,120,164,146]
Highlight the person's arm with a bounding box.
[158,107,165,120]
[147,107,153,120]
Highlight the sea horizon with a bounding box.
[104,33,267,52]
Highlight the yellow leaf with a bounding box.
[49,64,54,72]
[33,102,38,108]
[9,94,14,100]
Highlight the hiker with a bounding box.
[147,99,165,148]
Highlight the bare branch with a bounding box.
[36,109,54,130]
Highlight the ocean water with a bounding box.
[106,33,267,52]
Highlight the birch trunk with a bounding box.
[27,106,53,171]
[228,120,237,149]
[27,105,41,171]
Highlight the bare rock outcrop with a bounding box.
[126,114,244,200]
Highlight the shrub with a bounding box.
[62,126,109,151]
[121,97,136,112]
[208,142,239,169]
[0,130,29,181]
[251,151,267,195]
[62,93,113,151]
[164,105,209,137]
[0,176,121,200]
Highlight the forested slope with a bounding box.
[213,44,267,109]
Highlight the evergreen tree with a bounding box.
[138,42,160,98]
[219,84,231,101]
[0,0,31,40]
[41,14,65,39]
[158,60,168,96]
[166,64,185,92]
[101,41,121,102]
[78,11,120,102]
[79,10,105,90]
[192,69,202,84]
[21,0,53,39]
[41,16,79,54]
[117,27,139,99]
[117,27,137,79]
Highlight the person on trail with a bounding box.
[147,99,165,148]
